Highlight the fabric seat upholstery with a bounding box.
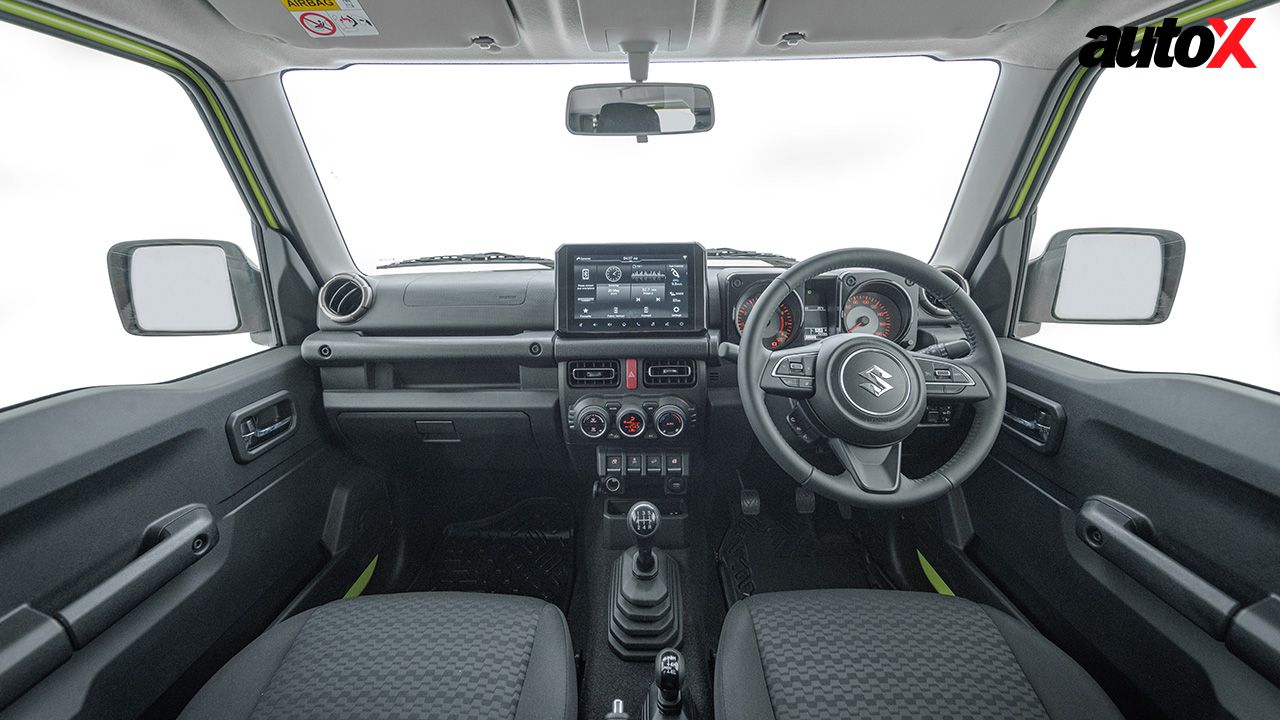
[714,589,1122,720]
[180,592,576,720]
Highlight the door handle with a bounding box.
[226,391,297,463]
[1077,497,1238,638]
[1076,497,1280,686]
[55,505,218,648]
[1001,383,1065,453]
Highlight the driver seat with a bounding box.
[715,590,1122,720]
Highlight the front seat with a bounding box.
[180,592,576,720]
[715,590,1122,720]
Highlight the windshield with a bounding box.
[285,58,997,273]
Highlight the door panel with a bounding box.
[956,339,1280,719]
[0,348,390,719]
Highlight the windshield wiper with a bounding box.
[704,247,796,268]
[377,251,554,270]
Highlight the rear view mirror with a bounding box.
[1020,228,1184,331]
[566,83,713,139]
[107,240,270,337]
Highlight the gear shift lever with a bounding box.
[656,649,683,712]
[643,648,692,719]
[627,501,661,575]
[609,501,681,660]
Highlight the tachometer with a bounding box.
[842,292,903,340]
[735,288,802,349]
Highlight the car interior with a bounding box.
[2,0,1279,719]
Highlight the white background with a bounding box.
[0,23,264,411]
[284,58,997,271]
[2,8,1277,412]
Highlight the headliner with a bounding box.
[47,0,1181,80]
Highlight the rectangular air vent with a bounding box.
[644,360,696,388]
[568,360,620,388]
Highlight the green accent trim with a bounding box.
[343,555,378,599]
[917,550,955,597]
[0,0,280,229]
[1006,67,1087,220]
[1005,0,1254,220]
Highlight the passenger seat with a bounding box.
[179,592,576,720]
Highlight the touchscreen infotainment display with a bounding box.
[556,244,705,333]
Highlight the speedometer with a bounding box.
[842,292,903,340]
[735,288,802,349]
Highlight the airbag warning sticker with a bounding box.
[284,0,379,38]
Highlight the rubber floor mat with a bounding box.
[717,508,869,606]
[418,498,575,612]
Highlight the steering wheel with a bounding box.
[736,248,1005,509]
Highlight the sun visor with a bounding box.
[756,0,1056,46]
[206,0,520,50]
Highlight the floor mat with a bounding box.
[417,497,575,612]
[717,503,870,606]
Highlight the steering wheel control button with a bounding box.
[919,357,976,395]
[580,407,609,439]
[655,406,686,437]
[616,406,647,438]
[771,352,817,378]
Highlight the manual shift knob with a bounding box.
[656,648,684,712]
[627,501,661,573]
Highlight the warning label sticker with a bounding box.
[283,0,379,38]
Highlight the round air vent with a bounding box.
[921,267,970,317]
[320,273,372,323]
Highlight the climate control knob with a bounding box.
[616,405,647,438]
[578,406,609,439]
[654,405,686,438]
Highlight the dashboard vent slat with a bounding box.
[320,274,373,323]
[643,360,696,388]
[568,360,620,388]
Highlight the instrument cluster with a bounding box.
[724,272,920,351]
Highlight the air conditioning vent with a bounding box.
[644,360,696,388]
[921,267,970,317]
[568,360,620,388]
[320,273,373,323]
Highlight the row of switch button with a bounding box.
[600,448,687,477]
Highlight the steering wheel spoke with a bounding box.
[758,345,819,399]
[829,439,902,494]
[910,352,990,403]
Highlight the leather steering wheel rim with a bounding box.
[736,248,1006,509]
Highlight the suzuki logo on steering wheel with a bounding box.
[859,365,895,397]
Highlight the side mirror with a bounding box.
[107,240,270,337]
[1019,228,1184,332]
[566,83,713,139]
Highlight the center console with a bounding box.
[556,243,708,498]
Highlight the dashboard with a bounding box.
[303,243,970,489]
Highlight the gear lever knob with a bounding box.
[656,648,684,712]
[627,501,661,573]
